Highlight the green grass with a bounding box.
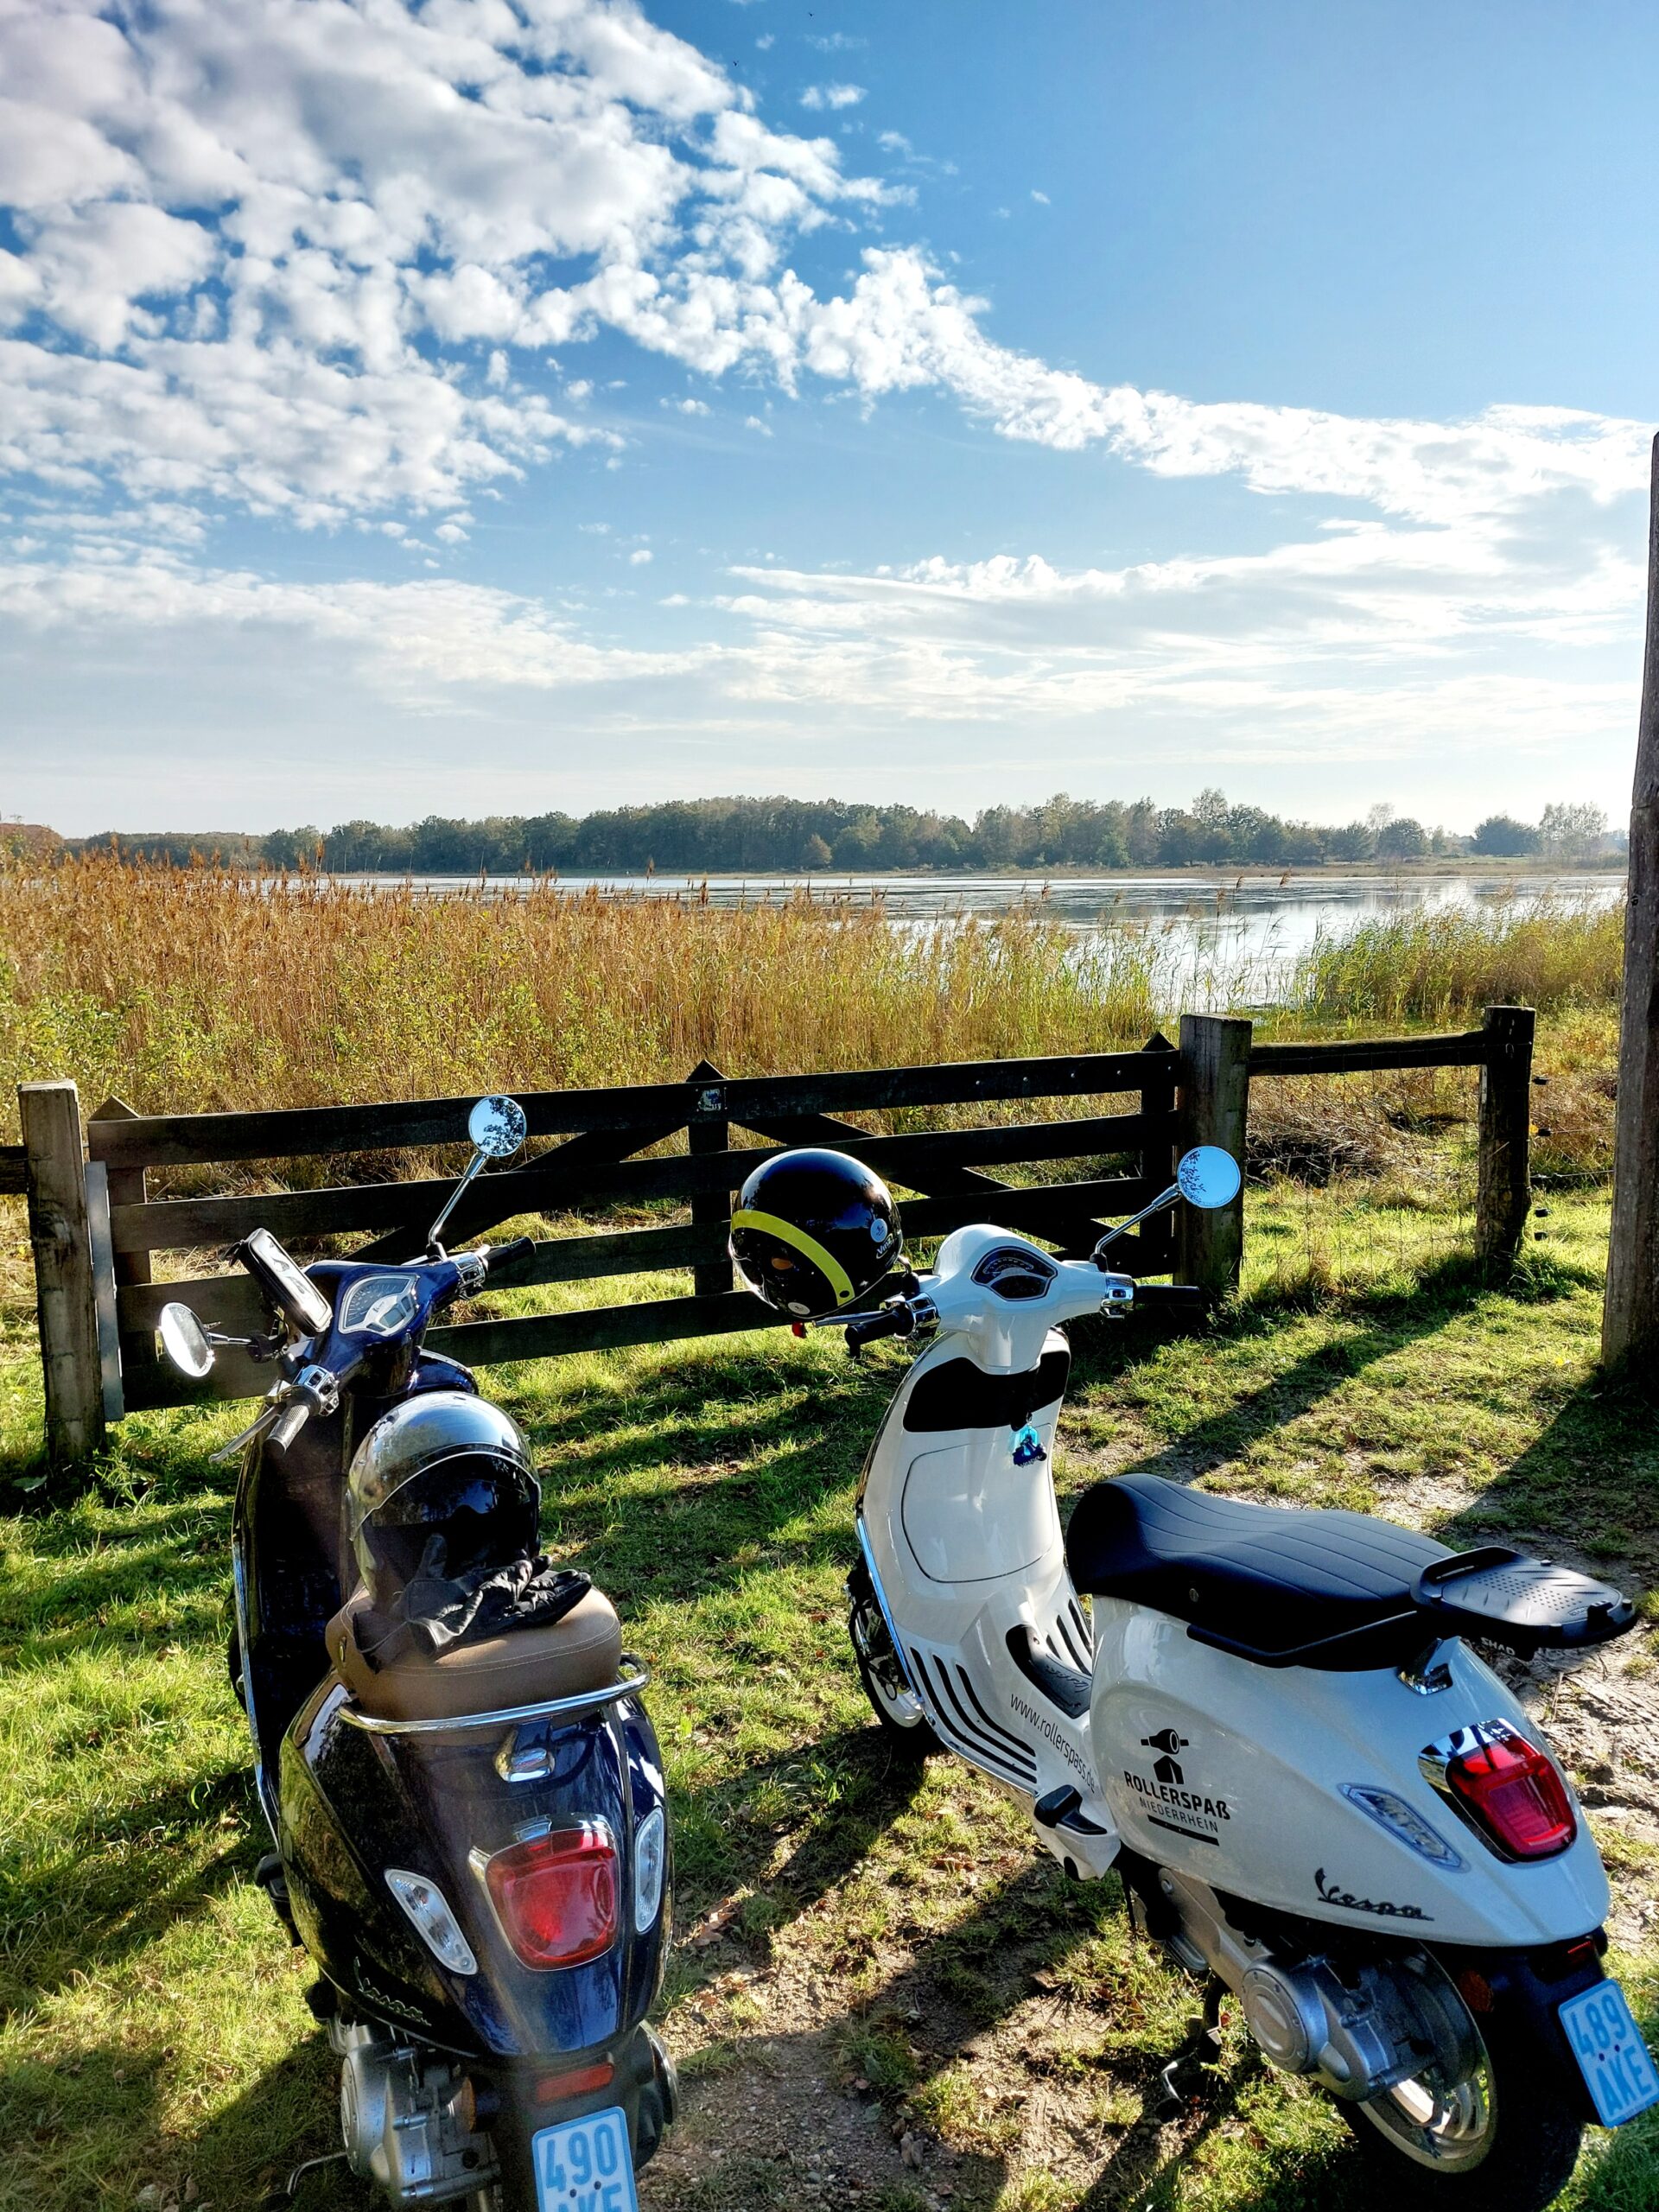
[3,1179,1657,2212]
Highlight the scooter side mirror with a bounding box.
[159,1301,215,1379]
[426,1094,530,1254]
[467,1094,528,1160]
[1176,1145,1243,1210]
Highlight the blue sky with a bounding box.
[1,0,1654,836]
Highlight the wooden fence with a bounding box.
[3,1006,1537,1463]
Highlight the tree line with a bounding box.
[62,790,1621,874]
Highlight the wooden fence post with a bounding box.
[1604,432,1659,1371]
[1474,1004,1535,1274]
[1176,1014,1252,1294]
[1137,1030,1179,1274]
[89,1096,151,1287]
[687,1059,734,1296]
[20,1079,105,1463]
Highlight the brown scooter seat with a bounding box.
[327,1584,624,1723]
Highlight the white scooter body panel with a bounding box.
[1090,1594,1610,1947]
[859,1313,1118,1872]
[855,1223,1611,1950]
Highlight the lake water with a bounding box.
[354,866,1624,995]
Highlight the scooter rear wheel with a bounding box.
[1338,1993,1582,2210]
[847,1560,940,1760]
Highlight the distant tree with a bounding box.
[974,806,1017,867]
[1325,822,1374,863]
[801,834,833,870]
[1122,799,1162,867]
[1471,814,1540,857]
[1376,817,1428,861]
[1538,801,1609,861]
[261,825,321,868]
[833,811,883,868]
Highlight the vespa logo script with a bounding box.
[1314,1867,1433,1923]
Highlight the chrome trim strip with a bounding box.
[855,1513,928,1712]
[337,1656,651,1736]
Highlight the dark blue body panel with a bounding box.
[278,1682,671,2061]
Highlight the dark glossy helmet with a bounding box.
[730,1148,903,1319]
[346,1391,538,1609]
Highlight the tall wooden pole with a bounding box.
[1603,433,1659,1373]
[1176,1013,1252,1294]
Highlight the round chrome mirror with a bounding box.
[1176,1145,1243,1210]
[467,1094,527,1160]
[158,1300,215,1379]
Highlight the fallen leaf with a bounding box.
[687,1897,744,1948]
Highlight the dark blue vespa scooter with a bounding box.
[158,1098,675,2212]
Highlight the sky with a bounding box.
[2,0,1656,838]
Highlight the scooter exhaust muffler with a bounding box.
[1153,1869,1480,2103]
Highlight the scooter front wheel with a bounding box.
[1339,1989,1582,2210]
[847,1559,940,1759]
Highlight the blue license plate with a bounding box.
[1559,1978,1659,2127]
[532,2105,639,2212]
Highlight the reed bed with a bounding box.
[1291,892,1625,1025]
[0,862,1626,1192]
[0,855,1180,1135]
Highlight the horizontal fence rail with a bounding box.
[11,1006,1535,1459]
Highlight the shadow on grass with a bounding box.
[1058,1253,1498,1493]
[1438,1362,1659,1576]
[0,1764,258,2028]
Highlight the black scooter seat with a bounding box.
[328,1585,624,1722]
[1066,1474,1447,1669]
[1067,1475,1635,1669]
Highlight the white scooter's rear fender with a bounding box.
[1090,1595,1609,1948]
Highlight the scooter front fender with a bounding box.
[1090,1595,1609,1948]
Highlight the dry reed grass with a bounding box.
[0,859,1624,1196]
[1293,892,1624,1024]
[0,854,1177,1140]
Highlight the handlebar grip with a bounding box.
[1131,1284,1209,1311]
[486,1235,537,1281]
[269,1398,310,1452]
[845,1308,905,1351]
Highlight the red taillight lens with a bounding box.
[482,1825,619,1968]
[1445,1727,1576,1861]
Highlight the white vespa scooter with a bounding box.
[782,1146,1653,2208]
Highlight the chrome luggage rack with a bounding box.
[335,1655,652,1736]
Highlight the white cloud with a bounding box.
[0,551,708,696]
[1,0,1644,557]
[800,83,867,111]
[628,546,653,563]
[0,0,1647,825]
[1030,189,1050,206]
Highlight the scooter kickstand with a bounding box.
[1148,1974,1229,2120]
[262,2149,348,2207]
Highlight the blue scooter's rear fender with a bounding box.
[278,1672,671,2063]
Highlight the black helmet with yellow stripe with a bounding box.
[730,1148,903,1319]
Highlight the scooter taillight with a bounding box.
[1435,1723,1576,1861]
[480,1824,619,1968]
